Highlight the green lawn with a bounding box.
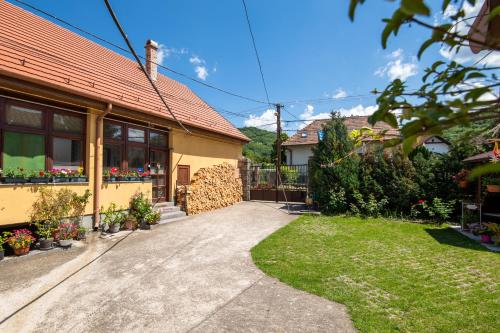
[252,215,500,333]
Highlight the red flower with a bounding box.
[110,167,118,174]
[39,171,45,177]
[418,200,425,205]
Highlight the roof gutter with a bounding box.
[93,103,112,229]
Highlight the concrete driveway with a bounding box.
[0,201,355,332]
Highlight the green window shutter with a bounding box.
[2,131,45,172]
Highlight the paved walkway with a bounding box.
[0,202,355,332]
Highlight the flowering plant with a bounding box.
[104,167,120,177]
[0,231,12,251]
[50,168,70,178]
[57,223,77,240]
[3,167,27,178]
[6,229,35,250]
[71,167,85,177]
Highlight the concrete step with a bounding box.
[160,210,187,220]
[154,201,175,208]
[154,205,181,213]
[157,215,188,225]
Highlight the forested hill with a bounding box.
[239,127,276,163]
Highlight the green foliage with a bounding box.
[271,132,289,164]
[411,198,455,223]
[239,127,276,163]
[0,231,12,251]
[280,165,299,183]
[310,112,359,214]
[101,202,126,227]
[130,192,153,222]
[350,190,388,218]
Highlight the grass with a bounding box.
[251,215,500,333]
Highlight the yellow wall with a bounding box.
[169,129,244,200]
[0,109,244,226]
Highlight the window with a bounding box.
[104,144,121,169]
[0,99,86,173]
[104,123,122,140]
[128,146,146,170]
[128,128,145,143]
[150,131,167,147]
[301,132,308,138]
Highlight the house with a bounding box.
[283,117,399,165]
[420,136,451,154]
[0,1,249,227]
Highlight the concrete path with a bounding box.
[0,202,355,333]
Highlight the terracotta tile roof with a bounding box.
[283,116,400,146]
[0,1,249,142]
[463,151,494,163]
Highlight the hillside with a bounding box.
[239,127,276,163]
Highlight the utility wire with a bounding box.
[241,0,272,106]
[103,0,190,133]
[12,0,269,105]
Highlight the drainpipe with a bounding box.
[93,103,112,229]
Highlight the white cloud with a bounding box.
[156,44,188,65]
[375,49,418,81]
[194,66,209,80]
[189,56,204,65]
[297,104,330,129]
[244,109,277,130]
[439,1,500,66]
[339,104,378,117]
[332,88,348,99]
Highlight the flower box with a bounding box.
[117,176,130,181]
[29,177,50,184]
[52,177,70,183]
[103,176,117,182]
[129,177,140,181]
[2,177,27,184]
[486,185,500,193]
[70,176,88,183]
[141,176,151,181]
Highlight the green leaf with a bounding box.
[465,72,486,80]
[468,163,500,180]
[442,0,452,12]
[402,135,418,154]
[489,5,500,21]
[401,0,430,16]
[418,38,435,59]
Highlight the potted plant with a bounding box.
[128,170,140,182]
[130,192,153,230]
[123,214,137,230]
[145,211,161,225]
[34,218,56,251]
[485,223,500,245]
[101,203,126,233]
[29,170,51,184]
[70,167,87,182]
[452,169,470,189]
[50,168,70,183]
[117,169,130,181]
[0,231,12,261]
[139,169,151,181]
[76,226,87,240]
[58,223,76,247]
[103,167,119,182]
[1,167,28,184]
[483,177,500,193]
[6,229,35,256]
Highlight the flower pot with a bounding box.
[117,176,130,181]
[141,176,151,181]
[29,177,50,184]
[139,219,151,230]
[109,224,120,233]
[77,230,86,240]
[103,176,117,182]
[52,177,69,183]
[13,246,30,256]
[39,238,54,251]
[0,250,4,261]
[70,177,88,183]
[129,177,139,181]
[459,180,468,189]
[123,219,136,230]
[486,185,500,193]
[480,234,492,243]
[59,239,72,247]
[2,177,27,184]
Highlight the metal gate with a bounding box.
[249,164,308,202]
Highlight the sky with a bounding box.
[10,0,497,133]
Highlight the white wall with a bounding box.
[285,145,314,165]
[423,142,450,154]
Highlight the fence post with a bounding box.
[238,157,251,201]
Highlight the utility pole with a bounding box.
[275,103,283,203]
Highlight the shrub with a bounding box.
[101,202,126,227]
[130,192,153,222]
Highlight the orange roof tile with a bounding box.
[283,116,399,146]
[0,1,249,142]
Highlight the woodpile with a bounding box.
[177,163,242,215]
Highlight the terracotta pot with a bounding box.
[13,246,30,256]
[486,185,500,193]
[123,219,137,230]
[459,180,468,189]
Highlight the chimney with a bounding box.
[145,39,158,81]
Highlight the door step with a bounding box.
[153,202,187,224]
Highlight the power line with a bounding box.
[102,0,190,134]
[241,0,272,106]
[12,0,269,105]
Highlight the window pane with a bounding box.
[6,105,43,128]
[104,122,122,140]
[128,128,145,143]
[104,144,122,168]
[2,131,45,172]
[149,131,167,147]
[53,137,82,170]
[127,146,145,170]
[53,113,83,133]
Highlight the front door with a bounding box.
[149,149,167,202]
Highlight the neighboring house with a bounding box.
[0,2,249,227]
[283,117,399,165]
[421,136,451,154]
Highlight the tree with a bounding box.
[310,112,359,214]
[239,127,276,163]
[349,0,500,175]
[271,132,289,164]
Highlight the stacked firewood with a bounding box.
[177,163,242,215]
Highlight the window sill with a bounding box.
[0,182,89,187]
[103,180,152,184]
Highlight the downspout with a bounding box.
[93,103,112,229]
